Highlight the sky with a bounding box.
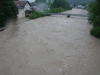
[28,0,35,2]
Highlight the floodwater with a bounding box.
[61,8,88,15]
[0,9,100,75]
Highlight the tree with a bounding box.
[48,0,52,7]
[88,2,97,23]
[67,0,95,4]
[88,0,100,38]
[88,0,100,26]
[35,0,46,3]
[80,3,86,6]
[51,0,71,10]
[0,0,18,27]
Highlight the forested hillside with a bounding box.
[67,0,95,4]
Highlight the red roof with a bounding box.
[14,1,28,7]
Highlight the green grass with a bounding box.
[29,11,46,19]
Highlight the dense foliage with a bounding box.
[0,0,18,27]
[88,2,96,23]
[90,27,100,38]
[51,0,71,10]
[67,0,95,4]
[35,0,95,4]
[35,0,46,3]
[88,0,100,38]
[29,11,46,19]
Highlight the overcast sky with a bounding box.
[28,0,35,2]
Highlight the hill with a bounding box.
[67,0,95,4]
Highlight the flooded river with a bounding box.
[0,9,100,75]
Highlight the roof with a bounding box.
[30,2,37,7]
[14,1,31,8]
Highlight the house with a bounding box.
[77,5,84,8]
[30,2,37,10]
[14,1,33,18]
[14,1,31,11]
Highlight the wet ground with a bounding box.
[48,8,88,17]
[0,9,100,75]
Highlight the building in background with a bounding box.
[14,0,32,18]
[30,2,37,10]
[14,1,31,11]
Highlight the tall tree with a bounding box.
[88,0,100,26]
[35,0,46,3]
[51,0,71,9]
[67,0,95,4]
[88,0,100,38]
[0,0,18,27]
[48,0,52,7]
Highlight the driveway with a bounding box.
[0,9,100,75]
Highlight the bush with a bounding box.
[93,17,100,27]
[88,1,100,38]
[0,0,18,27]
[68,7,72,10]
[90,27,100,38]
[88,2,97,23]
[88,13,94,23]
[29,11,46,19]
[51,0,71,10]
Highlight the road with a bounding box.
[46,8,88,17]
[0,9,100,75]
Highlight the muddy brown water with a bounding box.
[0,9,100,75]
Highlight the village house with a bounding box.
[30,2,37,10]
[14,0,31,11]
[14,0,34,18]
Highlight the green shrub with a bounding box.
[88,1,100,38]
[88,13,94,23]
[0,0,18,27]
[93,17,100,27]
[58,7,66,12]
[51,0,71,10]
[88,2,97,23]
[29,11,46,19]
[90,26,100,38]
[68,6,72,10]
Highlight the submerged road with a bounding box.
[0,9,100,75]
[46,13,88,17]
[47,8,88,17]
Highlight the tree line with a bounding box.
[67,0,95,4]
[35,0,71,10]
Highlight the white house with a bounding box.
[14,0,32,18]
[14,1,31,11]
